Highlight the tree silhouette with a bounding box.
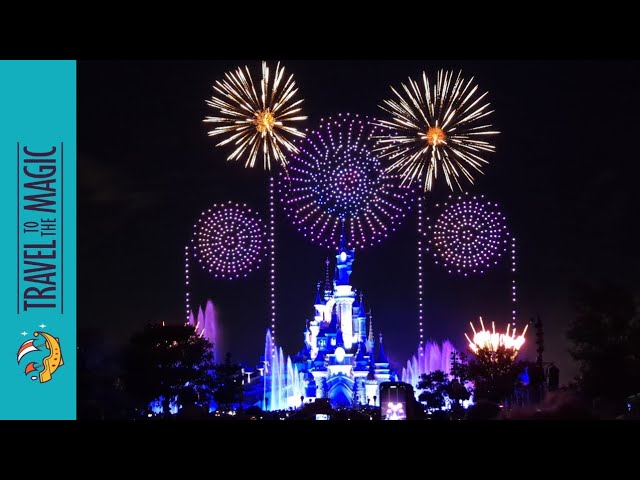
[416,353,474,418]
[212,352,244,412]
[450,351,470,382]
[567,282,640,410]
[122,323,215,417]
[468,344,526,404]
[448,351,472,417]
[417,370,449,411]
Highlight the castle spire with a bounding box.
[376,332,388,364]
[339,219,347,251]
[323,258,333,299]
[366,350,376,381]
[358,292,366,317]
[355,339,367,363]
[335,224,355,286]
[366,310,375,354]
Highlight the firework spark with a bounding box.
[204,61,307,170]
[375,69,498,192]
[465,317,527,359]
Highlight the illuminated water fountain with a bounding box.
[263,329,305,411]
[401,340,456,390]
[188,300,221,362]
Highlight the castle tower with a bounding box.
[353,291,367,344]
[308,282,324,360]
[365,354,379,406]
[366,312,375,354]
[323,258,333,301]
[374,332,391,384]
[334,223,356,349]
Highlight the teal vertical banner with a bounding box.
[0,61,76,419]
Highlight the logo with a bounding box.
[17,331,64,383]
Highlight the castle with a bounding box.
[292,228,398,408]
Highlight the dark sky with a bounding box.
[78,61,640,384]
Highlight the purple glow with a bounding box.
[401,340,456,390]
[188,300,221,362]
[427,193,509,276]
[192,201,266,280]
[278,113,413,249]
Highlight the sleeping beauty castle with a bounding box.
[258,228,398,410]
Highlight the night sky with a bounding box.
[78,61,640,383]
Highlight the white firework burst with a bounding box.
[375,69,498,192]
[204,61,307,170]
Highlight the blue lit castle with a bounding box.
[292,228,397,408]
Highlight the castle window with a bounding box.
[331,338,336,346]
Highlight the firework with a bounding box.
[427,193,508,276]
[278,113,413,249]
[375,69,498,192]
[192,202,266,279]
[204,61,307,170]
[465,317,527,359]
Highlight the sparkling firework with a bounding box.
[278,113,413,249]
[375,69,498,192]
[465,317,527,359]
[427,193,508,276]
[192,202,266,279]
[204,61,307,170]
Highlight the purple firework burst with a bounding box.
[192,201,266,279]
[278,113,413,249]
[427,193,509,275]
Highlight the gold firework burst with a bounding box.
[204,61,307,170]
[375,70,498,192]
[465,317,527,360]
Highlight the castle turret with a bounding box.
[354,340,368,370]
[323,258,333,301]
[376,332,389,365]
[365,354,379,406]
[353,292,367,344]
[304,320,311,347]
[358,293,366,318]
[366,313,375,354]
[308,283,325,359]
[374,332,392,385]
[334,223,356,349]
[335,222,354,286]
